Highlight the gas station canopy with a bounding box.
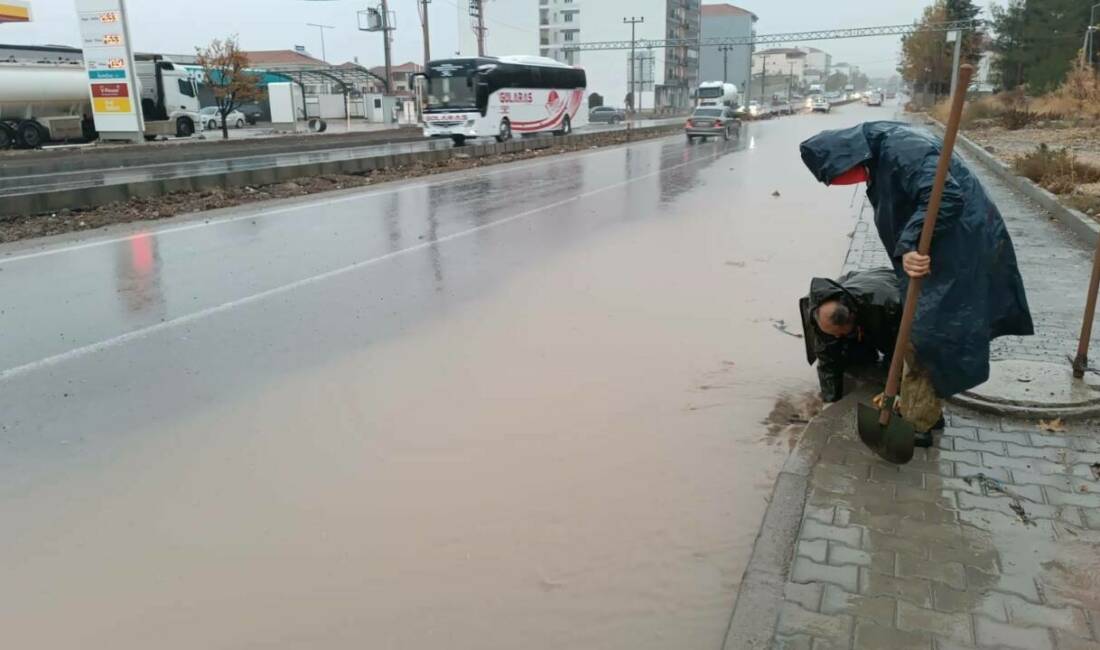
[0,1,31,23]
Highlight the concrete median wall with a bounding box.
[3,125,679,218]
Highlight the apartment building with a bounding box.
[698,4,756,94]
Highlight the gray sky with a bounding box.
[5,0,1000,77]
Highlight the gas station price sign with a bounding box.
[75,0,141,136]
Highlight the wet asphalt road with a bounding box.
[0,118,681,197]
[0,104,898,649]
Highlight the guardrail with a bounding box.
[1,124,681,218]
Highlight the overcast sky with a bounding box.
[5,0,1001,77]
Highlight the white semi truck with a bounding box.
[695,81,739,109]
[0,53,203,149]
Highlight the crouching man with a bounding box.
[801,268,901,404]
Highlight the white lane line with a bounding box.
[0,136,677,265]
[0,145,725,383]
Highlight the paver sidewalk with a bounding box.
[740,142,1100,649]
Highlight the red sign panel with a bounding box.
[91,82,129,98]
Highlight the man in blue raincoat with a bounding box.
[800,121,1033,447]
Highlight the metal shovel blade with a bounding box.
[856,402,917,465]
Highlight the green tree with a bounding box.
[899,0,984,97]
[991,0,1094,93]
[825,71,848,92]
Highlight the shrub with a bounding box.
[1014,144,1100,195]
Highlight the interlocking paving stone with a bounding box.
[897,553,967,591]
[784,581,824,613]
[776,602,852,645]
[973,616,1054,650]
[897,600,973,644]
[859,569,933,608]
[820,584,897,622]
[791,557,859,593]
[800,519,863,547]
[854,620,932,650]
[797,539,828,564]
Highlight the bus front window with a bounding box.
[426,75,477,110]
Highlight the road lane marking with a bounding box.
[0,143,731,383]
[0,135,682,265]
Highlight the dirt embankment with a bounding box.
[0,126,681,245]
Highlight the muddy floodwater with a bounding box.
[0,107,884,648]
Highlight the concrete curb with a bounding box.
[2,125,680,218]
[721,385,874,650]
[924,118,1100,244]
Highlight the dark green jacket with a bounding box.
[800,268,902,402]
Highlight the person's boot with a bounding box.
[914,415,946,449]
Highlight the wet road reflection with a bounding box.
[0,106,884,649]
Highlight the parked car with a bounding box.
[589,106,626,124]
[200,106,247,130]
[685,106,739,143]
[812,96,831,113]
[235,102,264,125]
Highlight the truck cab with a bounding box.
[135,58,203,139]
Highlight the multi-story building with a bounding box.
[798,47,831,86]
[698,4,756,95]
[493,0,701,112]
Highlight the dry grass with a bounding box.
[1014,144,1100,195]
[932,65,1100,130]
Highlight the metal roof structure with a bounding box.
[558,19,982,52]
[261,63,389,94]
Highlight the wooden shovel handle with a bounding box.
[880,64,975,425]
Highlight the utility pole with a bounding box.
[306,23,335,63]
[1090,3,1100,68]
[418,0,431,67]
[718,44,734,83]
[788,61,794,104]
[760,54,767,100]
[624,16,644,116]
[381,0,393,93]
[470,0,486,56]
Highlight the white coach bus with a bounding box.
[420,56,587,146]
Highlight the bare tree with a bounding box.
[195,36,262,140]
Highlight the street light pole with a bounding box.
[1090,3,1100,68]
[718,44,733,83]
[306,22,334,63]
[760,54,767,100]
[418,0,431,67]
[380,0,393,93]
[624,16,644,116]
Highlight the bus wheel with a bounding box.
[451,135,467,147]
[0,123,14,150]
[495,119,512,143]
[555,115,572,136]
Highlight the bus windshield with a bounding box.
[425,60,478,110]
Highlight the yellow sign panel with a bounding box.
[0,1,31,23]
[92,97,132,114]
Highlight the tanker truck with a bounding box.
[0,52,202,149]
[695,81,739,109]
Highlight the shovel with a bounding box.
[857,64,975,465]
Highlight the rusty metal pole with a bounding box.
[1073,236,1100,377]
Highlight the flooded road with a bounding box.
[0,104,897,649]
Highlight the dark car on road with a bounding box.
[589,106,626,124]
[685,106,739,143]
